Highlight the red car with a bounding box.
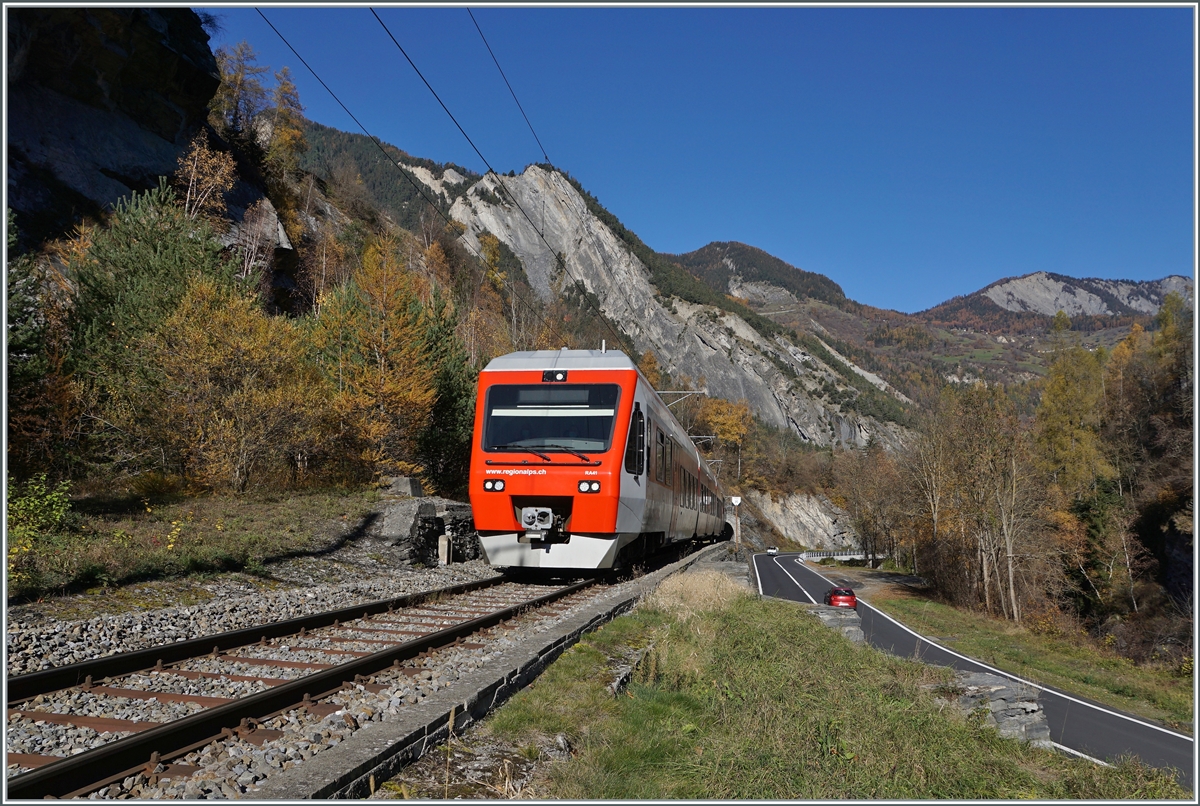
[823,587,858,610]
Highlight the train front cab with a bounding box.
[469,355,650,570]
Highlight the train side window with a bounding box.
[624,405,645,476]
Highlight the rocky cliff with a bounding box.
[982,271,1192,317]
[446,166,907,449]
[6,8,219,245]
[6,7,291,275]
[744,491,854,550]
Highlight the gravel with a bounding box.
[6,561,499,676]
[3,498,658,798]
[15,583,624,798]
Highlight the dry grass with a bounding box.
[7,487,380,602]
[641,569,750,621]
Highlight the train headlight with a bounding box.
[483,479,505,492]
[578,480,601,493]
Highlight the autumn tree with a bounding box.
[6,219,82,479]
[264,66,307,181]
[900,388,961,576]
[305,234,435,478]
[1035,344,1112,498]
[209,41,269,143]
[173,130,236,224]
[131,275,331,491]
[297,219,349,316]
[66,180,238,472]
[830,439,903,566]
[696,397,751,482]
[637,350,664,389]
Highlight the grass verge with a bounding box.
[7,486,380,603]
[868,588,1194,734]
[477,570,1190,799]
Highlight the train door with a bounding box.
[667,437,683,541]
[617,392,648,534]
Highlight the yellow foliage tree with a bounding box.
[135,275,330,492]
[298,220,348,316]
[698,397,751,482]
[173,131,236,224]
[1035,345,1113,498]
[306,235,435,477]
[637,350,664,388]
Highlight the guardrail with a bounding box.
[803,550,868,560]
[801,551,892,563]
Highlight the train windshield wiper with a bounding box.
[490,444,552,462]
[542,444,592,462]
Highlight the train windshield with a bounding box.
[484,384,621,453]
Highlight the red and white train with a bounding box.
[468,349,730,570]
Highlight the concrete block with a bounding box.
[386,476,424,497]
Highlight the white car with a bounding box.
[766,547,779,556]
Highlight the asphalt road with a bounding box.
[754,552,1195,792]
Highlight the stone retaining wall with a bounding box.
[928,671,1052,747]
[795,599,1051,747]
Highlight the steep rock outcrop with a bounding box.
[983,271,1193,317]
[7,8,219,243]
[744,491,854,549]
[7,8,294,284]
[448,166,906,449]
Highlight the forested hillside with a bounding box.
[670,240,849,308]
[299,119,479,232]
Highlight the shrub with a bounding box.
[7,474,72,592]
[7,473,72,534]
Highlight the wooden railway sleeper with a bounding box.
[8,579,593,799]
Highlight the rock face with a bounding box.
[928,671,1051,748]
[448,166,907,449]
[7,7,297,302]
[808,604,866,644]
[744,491,854,549]
[7,8,219,243]
[983,271,1192,317]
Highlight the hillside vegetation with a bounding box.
[300,119,479,233]
[670,240,848,308]
[462,571,1188,799]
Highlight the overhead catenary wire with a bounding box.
[457,10,719,427]
[255,8,572,349]
[467,8,550,165]
[369,7,627,350]
[457,10,661,358]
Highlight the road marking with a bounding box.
[767,555,815,603]
[1051,742,1111,766]
[794,561,1194,744]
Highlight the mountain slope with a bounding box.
[669,241,849,309]
[979,271,1191,317]
[443,166,909,449]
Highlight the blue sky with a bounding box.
[198,5,1195,313]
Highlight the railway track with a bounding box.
[6,576,595,799]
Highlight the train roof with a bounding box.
[481,349,638,373]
